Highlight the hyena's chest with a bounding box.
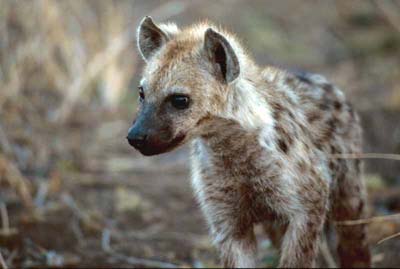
[192,135,275,181]
[191,138,284,222]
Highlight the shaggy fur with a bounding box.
[131,17,371,268]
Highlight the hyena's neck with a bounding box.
[219,73,276,135]
[194,116,268,176]
[196,73,279,162]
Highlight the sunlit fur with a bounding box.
[136,17,371,268]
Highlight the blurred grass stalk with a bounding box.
[0,0,191,205]
[0,0,191,123]
[1,0,137,121]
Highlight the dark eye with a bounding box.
[170,94,190,110]
[138,86,145,102]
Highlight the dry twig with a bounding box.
[61,193,102,231]
[335,213,400,226]
[330,153,400,161]
[0,157,33,207]
[0,203,17,236]
[100,228,179,268]
[5,250,16,267]
[377,231,400,245]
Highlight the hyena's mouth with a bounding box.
[131,133,186,156]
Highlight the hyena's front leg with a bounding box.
[199,192,257,267]
[217,227,257,268]
[279,211,327,268]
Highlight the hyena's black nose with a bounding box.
[127,133,147,149]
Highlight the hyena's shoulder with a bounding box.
[262,67,362,152]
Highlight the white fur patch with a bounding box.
[222,79,274,130]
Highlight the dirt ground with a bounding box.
[0,109,399,268]
[1,0,400,268]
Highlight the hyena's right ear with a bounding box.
[137,16,175,61]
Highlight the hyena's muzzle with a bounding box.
[126,103,185,156]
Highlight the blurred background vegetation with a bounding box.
[0,0,399,268]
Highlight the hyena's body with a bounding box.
[128,17,371,268]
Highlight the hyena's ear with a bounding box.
[204,28,240,83]
[137,16,170,61]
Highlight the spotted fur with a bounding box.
[134,17,371,268]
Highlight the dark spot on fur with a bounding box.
[329,161,335,170]
[318,119,336,143]
[285,76,296,85]
[322,83,334,92]
[278,139,288,154]
[271,102,284,120]
[334,101,343,110]
[307,112,322,123]
[330,145,338,154]
[328,119,336,132]
[298,161,307,173]
[275,125,294,149]
[293,70,313,84]
[310,169,318,178]
[315,142,323,150]
[357,200,364,213]
[319,103,330,111]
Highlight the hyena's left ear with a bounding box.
[137,16,177,61]
[204,28,240,83]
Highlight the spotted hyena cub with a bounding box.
[127,17,371,268]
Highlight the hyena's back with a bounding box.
[264,68,370,267]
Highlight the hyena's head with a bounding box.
[127,17,243,156]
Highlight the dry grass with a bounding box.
[0,0,399,267]
[331,153,400,161]
[0,1,137,120]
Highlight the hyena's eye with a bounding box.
[138,86,145,102]
[170,94,190,110]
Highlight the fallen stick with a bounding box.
[330,153,400,161]
[377,231,400,245]
[61,193,102,231]
[0,157,33,207]
[335,213,400,226]
[101,228,178,268]
[0,203,17,236]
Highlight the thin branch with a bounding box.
[5,250,16,267]
[106,250,179,268]
[335,213,400,226]
[61,193,103,231]
[330,153,400,161]
[0,203,17,237]
[377,231,400,245]
[0,249,8,269]
[0,156,33,207]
